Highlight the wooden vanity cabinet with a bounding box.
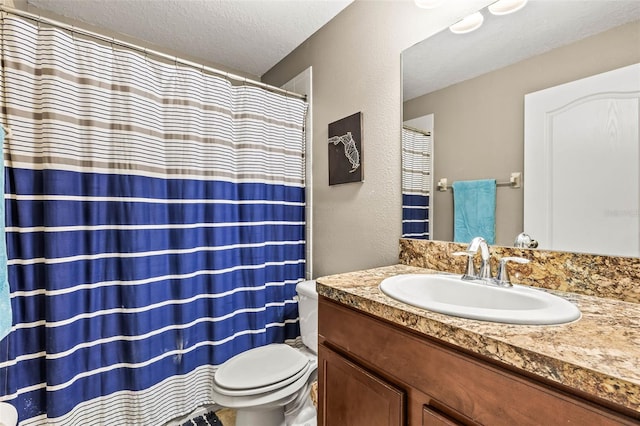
[318,296,639,426]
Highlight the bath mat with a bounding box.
[182,411,223,426]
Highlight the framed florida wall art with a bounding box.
[328,112,363,185]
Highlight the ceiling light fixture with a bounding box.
[449,11,484,34]
[414,0,444,9]
[488,0,528,16]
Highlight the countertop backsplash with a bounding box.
[399,238,640,304]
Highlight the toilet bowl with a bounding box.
[211,280,318,426]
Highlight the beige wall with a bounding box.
[404,20,640,246]
[263,0,492,277]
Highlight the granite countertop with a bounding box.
[316,264,640,415]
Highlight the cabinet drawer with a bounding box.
[423,405,465,426]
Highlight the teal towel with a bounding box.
[0,126,11,341]
[452,179,496,244]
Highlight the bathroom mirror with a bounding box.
[402,0,640,256]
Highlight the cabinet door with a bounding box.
[319,343,405,426]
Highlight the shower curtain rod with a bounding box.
[403,124,431,137]
[0,6,307,101]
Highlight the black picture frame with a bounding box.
[328,112,363,185]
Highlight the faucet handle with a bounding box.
[453,251,476,278]
[496,256,530,287]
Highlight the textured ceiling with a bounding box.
[26,0,354,78]
[403,0,640,100]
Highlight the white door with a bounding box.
[524,63,640,257]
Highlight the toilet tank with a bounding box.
[295,280,318,354]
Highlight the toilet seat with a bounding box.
[212,363,311,397]
[211,358,316,409]
[214,344,309,390]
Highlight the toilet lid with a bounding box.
[212,362,310,397]
[215,344,309,390]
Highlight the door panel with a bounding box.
[524,63,640,256]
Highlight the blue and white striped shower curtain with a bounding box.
[401,127,431,239]
[0,15,307,425]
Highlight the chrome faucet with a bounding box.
[454,236,491,280]
[454,236,530,287]
[468,236,492,279]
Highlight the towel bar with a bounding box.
[437,172,521,192]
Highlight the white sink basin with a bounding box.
[379,274,581,325]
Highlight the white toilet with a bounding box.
[211,280,318,426]
[0,402,18,426]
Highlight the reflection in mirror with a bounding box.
[401,116,433,240]
[524,63,640,257]
[402,0,640,256]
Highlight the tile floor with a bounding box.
[215,408,236,425]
